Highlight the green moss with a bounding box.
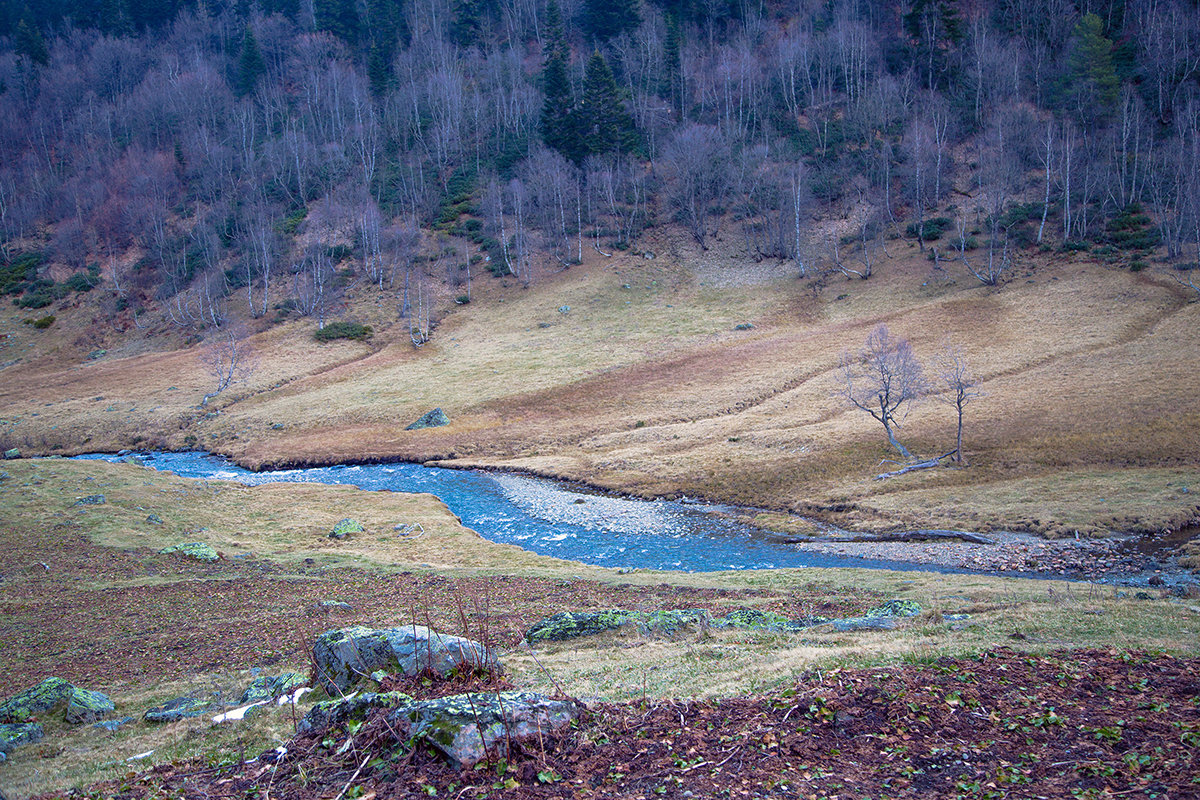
[864,599,922,619]
[158,542,219,562]
[329,518,365,539]
[0,677,74,722]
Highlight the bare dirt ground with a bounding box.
[43,648,1200,800]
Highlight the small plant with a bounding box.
[32,314,55,329]
[906,217,953,241]
[314,321,373,342]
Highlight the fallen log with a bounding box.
[875,451,957,480]
[768,529,995,546]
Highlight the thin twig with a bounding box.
[332,753,372,800]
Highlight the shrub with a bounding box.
[1,251,44,294]
[277,207,308,235]
[314,321,373,342]
[1129,260,1147,272]
[64,270,97,292]
[16,291,52,309]
[905,217,953,241]
[32,314,55,328]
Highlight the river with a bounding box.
[73,451,994,575]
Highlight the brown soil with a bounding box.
[43,648,1200,800]
[0,519,878,695]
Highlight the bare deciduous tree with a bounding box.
[199,328,257,406]
[839,324,927,460]
[936,347,982,465]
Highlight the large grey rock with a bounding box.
[405,408,450,430]
[143,696,209,723]
[158,542,219,562]
[0,677,74,722]
[312,625,496,694]
[0,723,42,754]
[396,691,580,769]
[297,691,413,737]
[832,616,899,632]
[65,687,114,724]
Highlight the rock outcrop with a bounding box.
[311,625,496,694]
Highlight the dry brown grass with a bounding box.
[3,238,1200,535]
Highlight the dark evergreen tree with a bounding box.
[234,27,266,98]
[1064,13,1120,122]
[14,19,48,66]
[581,50,637,156]
[450,0,498,46]
[541,0,583,160]
[661,13,682,118]
[580,0,639,41]
[260,0,300,17]
[365,0,407,94]
[902,0,964,91]
[314,0,359,43]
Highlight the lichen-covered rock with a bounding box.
[832,616,899,632]
[0,723,43,754]
[714,608,828,631]
[297,691,413,736]
[525,610,638,642]
[143,696,209,723]
[329,518,364,539]
[0,677,74,722]
[312,625,495,694]
[158,542,219,562]
[397,691,580,769]
[73,494,106,506]
[526,607,828,643]
[65,688,114,724]
[3,448,20,460]
[865,600,922,619]
[405,408,450,430]
[240,672,307,704]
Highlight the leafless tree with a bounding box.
[199,328,257,406]
[936,347,982,465]
[839,324,927,460]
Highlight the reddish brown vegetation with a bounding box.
[45,649,1200,799]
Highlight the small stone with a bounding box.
[145,514,164,525]
[144,696,209,723]
[92,716,134,733]
[557,305,570,314]
[74,494,106,505]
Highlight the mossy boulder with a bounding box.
[311,625,496,694]
[329,518,364,540]
[3,448,19,460]
[0,723,43,754]
[240,672,307,704]
[0,678,74,722]
[714,607,828,631]
[397,691,580,769]
[525,610,638,642]
[65,688,114,724]
[865,599,922,619]
[143,696,209,723]
[297,691,413,736]
[158,542,219,562]
[405,408,450,430]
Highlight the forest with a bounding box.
[0,0,1199,333]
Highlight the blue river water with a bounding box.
[75,451,976,575]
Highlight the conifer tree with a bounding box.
[1065,13,1119,121]
[580,0,639,41]
[661,13,682,118]
[540,0,582,161]
[234,26,266,98]
[15,19,48,66]
[314,0,359,44]
[581,50,637,156]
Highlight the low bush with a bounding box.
[314,321,373,342]
[905,217,953,241]
[32,314,55,328]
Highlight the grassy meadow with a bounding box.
[2,230,1199,536]
[2,457,1198,797]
